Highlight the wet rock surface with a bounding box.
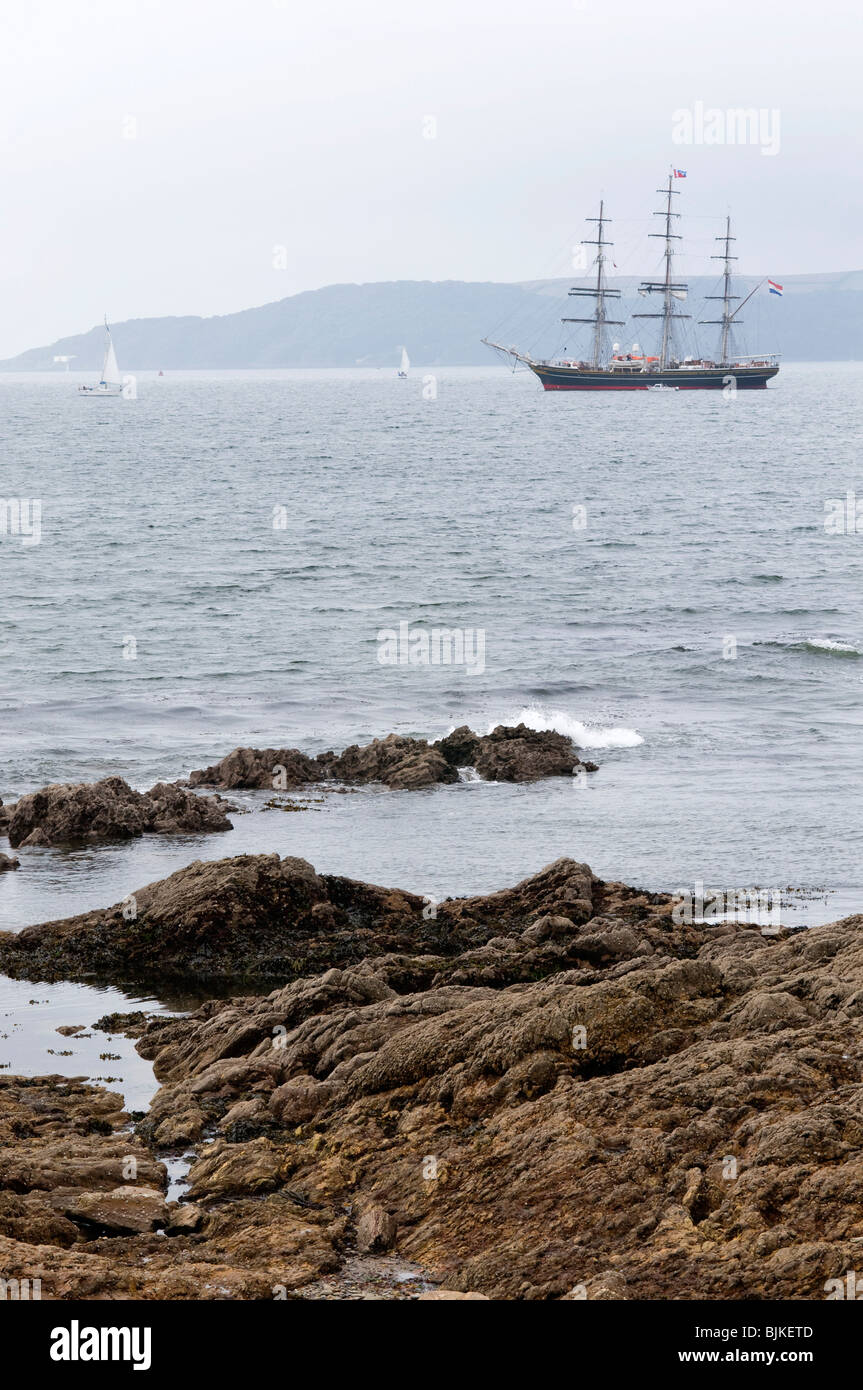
[4,860,863,1300]
[5,777,233,848]
[0,854,626,983]
[188,723,595,791]
[121,894,863,1301]
[0,1075,346,1298]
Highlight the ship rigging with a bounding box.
[483,173,780,391]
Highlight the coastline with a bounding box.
[2,847,862,1301]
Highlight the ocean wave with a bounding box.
[802,638,861,657]
[489,707,645,750]
[755,637,862,659]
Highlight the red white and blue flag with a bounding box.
[673,169,687,178]
[768,280,783,296]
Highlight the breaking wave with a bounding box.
[801,638,861,657]
[490,706,645,750]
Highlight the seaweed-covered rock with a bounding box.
[128,907,863,1301]
[0,855,668,984]
[7,777,232,848]
[188,725,595,791]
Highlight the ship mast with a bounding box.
[561,200,625,369]
[633,173,690,370]
[699,216,741,366]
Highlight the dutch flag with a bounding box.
[673,169,687,178]
[768,280,783,296]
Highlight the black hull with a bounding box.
[530,365,779,391]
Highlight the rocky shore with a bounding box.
[0,850,658,984]
[0,855,643,984]
[2,854,863,1300]
[0,726,595,852]
[187,723,595,791]
[1,778,234,849]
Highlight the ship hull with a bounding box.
[530,365,779,391]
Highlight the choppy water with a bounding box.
[2,365,862,1083]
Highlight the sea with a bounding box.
[2,363,862,1101]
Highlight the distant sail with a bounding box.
[400,347,410,373]
[101,331,122,386]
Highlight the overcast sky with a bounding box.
[0,0,859,356]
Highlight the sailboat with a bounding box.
[78,320,125,397]
[397,347,410,378]
[483,174,780,391]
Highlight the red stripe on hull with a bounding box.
[540,381,769,391]
[531,364,778,392]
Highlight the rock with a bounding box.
[189,746,320,791]
[113,893,863,1301]
[0,853,19,871]
[520,914,577,944]
[56,1025,86,1037]
[188,725,595,792]
[331,734,458,790]
[0,854,649,984]
[92,1011,151,1038]
[434,725,481,767]
[166,1202,203,1234]
[0,1073,343,1298]
[62,1186,169,1235]
[469,723,580,782]
[7,777,232,848]
[355,1201,397,1253]
[144,782,234,835]
[418,1290,490,1300]
[152,1110,206,1147]
[270,1077,335,1125]
[7,884,863,1300]
[560,1271,628,1300]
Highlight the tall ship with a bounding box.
[483,173,780,391]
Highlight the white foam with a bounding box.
[804,638,861,656]
[489,707,645,750]
[457,766,482,783]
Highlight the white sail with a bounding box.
[399,347,410,373]
[101,330,122,386]
[671,289,688,301]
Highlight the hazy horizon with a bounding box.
[1,0,859,357]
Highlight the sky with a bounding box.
[0,0,860,356]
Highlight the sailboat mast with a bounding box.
[700,216,741,366]
[719,218,733,364]
[561,199,624,369]
[633,172,690,371]
[659,177,675,367]
[590,201,608,369]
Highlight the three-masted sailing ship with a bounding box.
[483,174,780,390]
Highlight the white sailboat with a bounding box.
[78,320,124,397]
[397,346,409,378]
